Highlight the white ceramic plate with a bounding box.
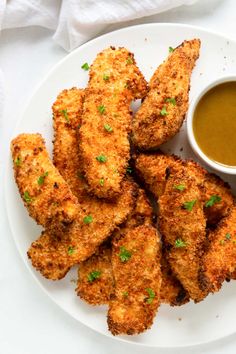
[5,23,236,348]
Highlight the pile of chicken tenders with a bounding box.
[11,38,236,336]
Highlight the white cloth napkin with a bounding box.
[0,0,198,52]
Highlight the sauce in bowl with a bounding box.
[193,81,236,167]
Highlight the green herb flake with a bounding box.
[182,199,197,211]
[169,46,174,53]
[96,155,107,163]
[123,291,129,297]
[119,246,132,262]
[160,106,168,116]
[126,56,134,65]
[175,238,187,248]
[225,233,231,240]
[98,105,106,114]
[23,191,32,204]
[99,178,104,186]
[15,157,22,166]
[205,195,222,208]
[88,270,101,282]
[68,246,75,255]
[104,124,113,133]
[60,109,69,123]
[103,74,109,81]
[37,171,49,186]
[81,62,90,71]
[146,288,155,304]
[77,171,84,179]
[165,97,176,105]
[83,215,93,224]
[220,240,225,246]
[174,184,185,191]
[126,166,133,174]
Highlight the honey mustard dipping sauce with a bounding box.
[193,81,236,167]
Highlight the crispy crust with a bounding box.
[11,133,80,229]
[108,225,161,335]
[159,165,207,302]
[79,47,147,199]
[77,187,153,305]
[200,205,236,293]
[135,152,233,225]
[132,39,201,149]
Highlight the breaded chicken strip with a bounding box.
[27,180,136,280]
[108,225,161,335]
[11,133,79,229]
[160,253,189,306]
[132,39,200,149]
[159,165,207,302]
[200,206,236,293]
[80,47,147,199]
[135,153,233,225]
[77,187,153,305]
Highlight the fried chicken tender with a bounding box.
[135,153,233,225]
[27,180,136,280]
[160,253,189,306]
[159,166,207,302]
[132,39,201,150]
[79,47,147,199]
[77,187,153,305]
[108,225,161,335]
[11,133,79,229]
[200,206,236,293]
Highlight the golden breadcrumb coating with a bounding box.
[135,153,233,225]
[11,133,79,229]
[160,253,189,306]
[200,206,236,293]
[159,165,207,302]
[77,187,153,305]
[76,241,113,305]
[132,39,200,149]
[79,47,147,199]
[108,225,162,335]
[27,180,136,280]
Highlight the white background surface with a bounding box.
[1,1,236,353]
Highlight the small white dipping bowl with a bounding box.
[187,75,236,175]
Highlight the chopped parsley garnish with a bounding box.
[225,233,231,240]
[169,46,174,53]
[182,199,197,211]
[37,171,49,186]
[174,184,185,191]
[23,191,32,204]
[160,106,168,116]
[15,157,21,166]
[175,238,187,248]
[126,166,133,174]
[96,155,107,163]
[77,171,84,179]
[103,74,109,81]
[104,124,113,132]
[146,288,155,304]
[126,56,134,65]
[88,270,101,282]
[165,97,176,105]
[123,291,128,297]
[68,246,75,255]
[98,105,106,114]
[99,178,104,186]
[60,109,69,123]
[83,215,93,224]
[220,240,225,246]
[81,62,90,71]
[119,246,132,262]
[205,195,222,208]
